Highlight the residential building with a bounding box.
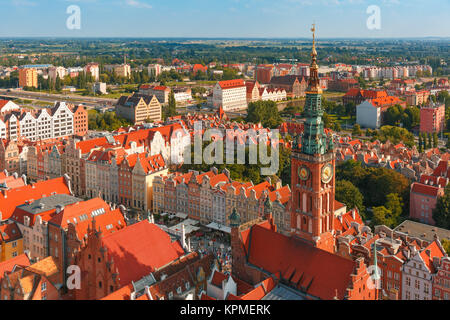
[433,257,450,300]
[0,176,72,222]
[0,222,23,262]
[48,66,66,82]
[47,197,126,285]
[73,219,188,300]
[356,100,383,129]
[93,82,107,95]
[0,256,61,300]
[405,90,430,106]
[102,252,215,300]
[148,64,162,78]
[420,102,445,134]
[212,79,247,112]
[84,63,100,81]
[269,75,307,98]
[114,64,131,78]
[116,93,162,124]
[139,85,171,104]
[11,194,81,262]
[255,65,274,84]
[173,87,192,103]
[19,68,38,88]
[401,240,446,300]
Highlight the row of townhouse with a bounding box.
[85,149,168,212]
[1,176,128,284]
[362,65,433,80]
[63,122,190,197]
[0,122,190,198]
[0,100,88,142]
[153,168,292,235]
[245,81,287,103]
[335,220,450,300]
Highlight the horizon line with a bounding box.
[0,36,450,41]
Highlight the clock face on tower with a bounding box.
[321,163,333,184]
[298,166,310,181]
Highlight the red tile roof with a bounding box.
[0,223,22,243]
[101,220,185,286]
[218,79,245,89]
[242,221,357,300]
[0,253,30,282]
[411,182,441,197]
[419,241,445,273]
[0,177,71,220]
[210,270,228,288]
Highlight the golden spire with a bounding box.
[311,23,317,57]
[308,23,322,94]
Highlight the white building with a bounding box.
[48,66,67,81]
[212,79,247,112]
[84,63,100,81]
[148,64,162,78]
[173,90,192,103]
[93,82,107,95]
[356,100,381,129]
[401,241,446,300]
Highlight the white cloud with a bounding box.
[125,0,152,9]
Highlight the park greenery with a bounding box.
[88,110,132,131]
[180,141,291,187]
[336,160,411,226]
[433,185,450,230]
[246,100,283,129]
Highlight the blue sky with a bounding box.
[0,0,449,38]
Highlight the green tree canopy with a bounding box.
[433,185,450,229]
[335,180,365,217]
[246,100,282,129]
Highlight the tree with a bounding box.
[385,105,403,126]
[163,91,178,120]
[333,122,342,132]
[323,112,333,129]
[335,180,365,216]
[55,75,62,92]
[432,185,450,229]
[372,206,396,228]
[352,124,362,136]
[418,134,423,153]
[385,193,403,222]
[428,132,433,149]
[246,100,282,129]
[441,239,450,255]
[433,132,438,148]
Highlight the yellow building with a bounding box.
[19,68,38,88]
[0,223,24,262]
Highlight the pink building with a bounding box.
[420,102,445,133]
[433,257,450,300]
[410,182,444,225]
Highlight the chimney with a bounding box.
[21,174,27,185]
[352,209,356,220]
[181,224,187,250]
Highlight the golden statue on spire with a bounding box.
[307,23,322,94]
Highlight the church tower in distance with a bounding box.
[290,24,336,253]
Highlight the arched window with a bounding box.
[302,193,307,213]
